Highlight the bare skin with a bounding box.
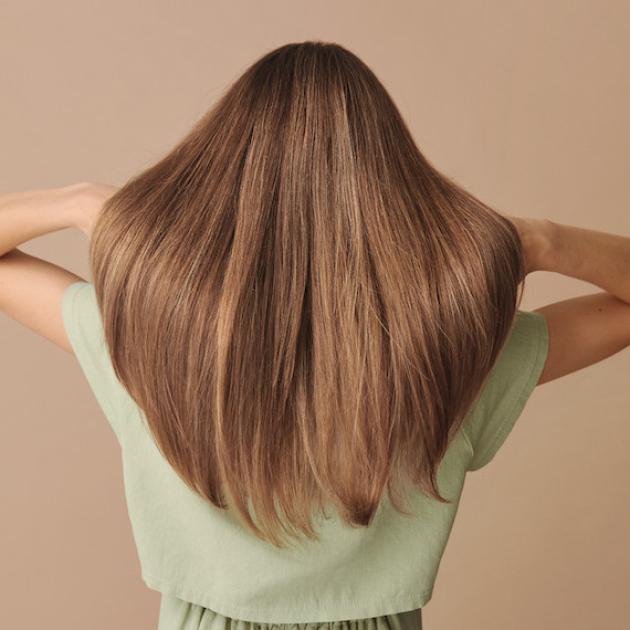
[502,214,630,384]
[0,182,629,385]
[0,182,116,352]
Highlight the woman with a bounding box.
[1,41,629,630]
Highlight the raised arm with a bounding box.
[509,217,630,385]
[0,182,115,353]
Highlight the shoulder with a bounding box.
[463,309,549,471]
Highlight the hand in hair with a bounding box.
[72,181,119,240]
[502,214,555,276]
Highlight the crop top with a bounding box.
[61,280,549,624]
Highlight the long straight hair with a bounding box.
[90,41,526,548]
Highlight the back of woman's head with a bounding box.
[90,40,526,548]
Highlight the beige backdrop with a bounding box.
[1,1,629,628]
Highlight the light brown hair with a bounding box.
[90,41,526,548]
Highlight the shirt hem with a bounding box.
[142,571,432,624]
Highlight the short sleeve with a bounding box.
[463,310,549,472]
[62,280,132,443]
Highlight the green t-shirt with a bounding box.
[62,280,549,624]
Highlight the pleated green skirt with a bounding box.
[157,594,423,630]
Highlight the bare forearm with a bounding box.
[542,221,630,303]
[0,184,85,257]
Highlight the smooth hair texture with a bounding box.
[90,41,527,548]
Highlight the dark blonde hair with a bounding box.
[90,41,526,548]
